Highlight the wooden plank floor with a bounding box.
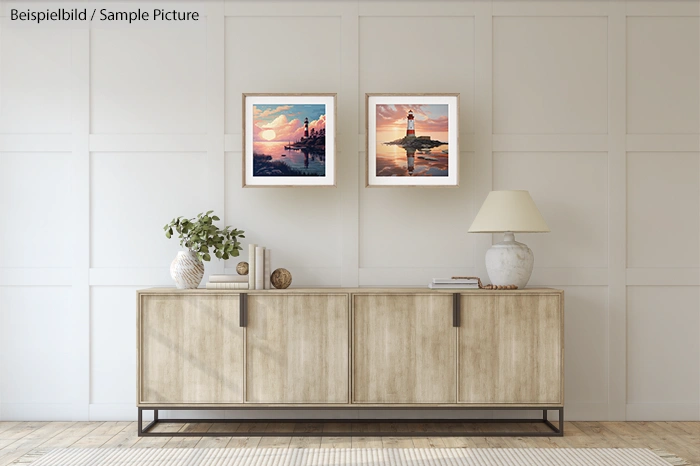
[0,422,697,466]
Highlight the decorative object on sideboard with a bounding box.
[169,251,204,290]
[366,93,459,187]
[270,268,292,289]
[255,246,265,289]
[450,276,518,290]
[468,191,549,289]
[205,274,249,290]
[482,284,518,290]
[264,249,272,290]
[164,211,245,289]
[248,244,256,289]
[243,93,337,187]
[236,261,249,275]
[428,277,480,289]
[246,245,277,290]
[206,282,249,290]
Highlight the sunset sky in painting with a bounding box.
[253,104,326,143]
[375,104,449,142]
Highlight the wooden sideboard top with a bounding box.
[138,287,563,295]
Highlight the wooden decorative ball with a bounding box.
[270,268,292,289]
[236,262,249,275]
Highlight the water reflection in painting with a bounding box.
[252,104,326,177]
[375,104,449,177]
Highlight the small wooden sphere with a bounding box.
[236,262,249,275]
[270,268,292,289]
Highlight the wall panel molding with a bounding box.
[473,0,493,282]
[626,134,700,152]
[492,134,608,152]
[626,1,700,16]
[70,27,91,421]
[0,269,73,287]
[627,268,700,286]
[607,0,628,421]
[89,134,207,152]
[206,0,226,282]
[493,1,608,16]
[359,2,477,16]
[339,2,360,287]
[225,1,347,16]
[529,267,609,286]
[0,135,72,152]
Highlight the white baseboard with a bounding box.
[626,403,700,421]
[565,402,609,421]
[89,403,143,421]
[1,403,79,421]
[8,401,693,422]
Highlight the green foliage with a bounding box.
[163,211,245,262]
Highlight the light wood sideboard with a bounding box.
[136,288,564,437]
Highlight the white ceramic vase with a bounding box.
[170,250,204,289]
[484,232,535,289]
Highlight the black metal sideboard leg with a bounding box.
[558,407,564,436]
[135,406,565,437]
[542,408,564,437]
[138,408,159,437]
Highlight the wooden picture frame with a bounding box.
[366,93,459,187]
[243,93,337,187]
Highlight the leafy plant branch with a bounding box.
[164,211,245,262]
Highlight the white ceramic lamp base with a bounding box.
[485,232,534,289]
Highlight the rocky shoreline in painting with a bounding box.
[383,135,447,150]
[284,131,325,154]
[253,154,318,177]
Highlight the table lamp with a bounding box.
[468,190,550,288]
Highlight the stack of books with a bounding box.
[428,278,480,289]
[248,244,272,290]
[205,274,249,289]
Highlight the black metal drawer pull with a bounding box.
[453,293,460,327]
[239,293,247,327]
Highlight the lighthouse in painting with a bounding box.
[406,110,415,138]
[304,117,309,138]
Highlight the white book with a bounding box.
[206,282,249,289]
[209,274,248,283]
[428,283,480,289]
[255,246,265,290]
[432,278,479,284]
[248,244,256,290]
[264,249,271,290]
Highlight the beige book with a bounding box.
[205,282,249,289]
[255,246,265,290]
[248,244,256,290]
[264,249,271,289]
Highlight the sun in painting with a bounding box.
[260,129,276,141]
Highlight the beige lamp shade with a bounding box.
[469,190,550,233]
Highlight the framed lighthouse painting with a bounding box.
[243,93,336,187]
[366,94,459,187]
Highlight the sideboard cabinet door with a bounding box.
[458,294,563,404]
[138,294,244,404]
[352,294,456,404]
[245,294,350,403]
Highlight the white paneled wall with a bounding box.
[0,0,698,422]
